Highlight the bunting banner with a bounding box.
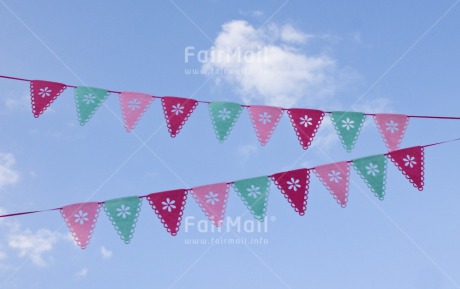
[103,196,142,244]
[60,202,101,249]
[0,140,457,249]
[30,80,67,117]
[208,102,243,142]
[247,105,284,145]
[352,154,387,200]
[161,96,198,137]
[146,189,188,236]
[314,161,351,207]
[271,169,310,215]
[330,111,366,152]
[119,92,154,132]
[75,86,110,125]
[191,183,229,226]
[287,108,325,150]
[374,114,410,151]
[233,176,271,221]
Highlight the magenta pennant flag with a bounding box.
[146,189,188,236]
[161,96,198,137]
[247,105,284,145]
[191,183,229,226]
[271,169,310,216]
[30,80,67,117]
[374,114,409,151]
[314,162,351,207]
[287,108,325,150]
[119,92,154,132]
[60,202,101,249]
[387,146,424,190]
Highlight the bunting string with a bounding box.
[0,138,458,249]
[1,74,460,152]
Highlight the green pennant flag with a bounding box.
[330,111,366,152]
[103,196,142,244]
[208,102,243,142]
[75,86,110,125]
[233,176,270,221]
[352,154,387,200]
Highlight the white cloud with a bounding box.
[8,228,61,267]
[100,246,112,259]
[202,20,351,108]
[0,153,20,189]
[75,268,89,279]
[239,10,264,18]
[237,143,258,161]
[3,94,29,112]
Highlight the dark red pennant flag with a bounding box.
[287,108,324,150]
[146,189,188,236]
[271,169,310,215]
[387,146,424,191]
[161,96,198,137]
[30,80,67,117]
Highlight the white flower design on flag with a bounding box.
[162,198,176,212]
[247,185,261,198]
[116,204,131,219]
[74,210,89,225]
[218,108,231,121]
[300,115,313,127]
[287,178,301,191]
[366,163,379,176]
[205,191,220,205]
[403,155,417,168]
[385,120,399,134]
[328,170,342,183]
[82,93,96,105]
[258,112,272,124]
[128,98,141,111]
[171,103,184,115]
[38,87,51,98]
[341,118,355,130]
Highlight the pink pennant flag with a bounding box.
[247,105,284,145]
[314,161,351,207]
[287,108,325,150]
[387,146,424,190]
[30,80,67,117]
[119,92,154,132]
[161,96,198,137]
[271,169,310,215]
[146,189,188,236]
[374,114,409,151]
[60,202,101,249]
[191,183,229,226]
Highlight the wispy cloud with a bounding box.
[75,268,89,279]
[100,246,112,259]
[0,153,20,190]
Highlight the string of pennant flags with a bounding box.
[1,139,458,249]
[1,75,460,152]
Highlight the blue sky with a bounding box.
[1,1,460,288]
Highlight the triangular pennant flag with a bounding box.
[60,202,101,249]
[161,96,198,137]
[103,196,142,244]
[233,176,270,221]
[374,114,410,151]
[146,189,188,236]
[330,111,366,152]
[387,146,424,190]
[191,183,229,226]
[353,154,387,200]
[75,86,110,125]
[287,108,325,150]
[271,169,309,215]
[208,102,243,142]
[247,105,284,145]
[314,161,351,207]
[119,92,154,132]
[30,80,67,118]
